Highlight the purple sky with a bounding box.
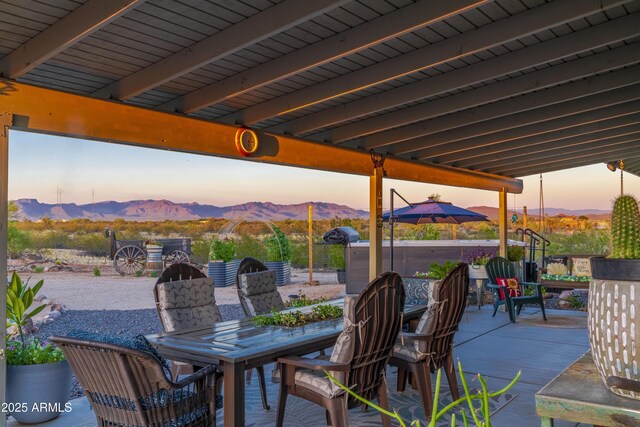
[8,130,640,211]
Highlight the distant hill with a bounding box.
[465,206,610,221]
[13,199,368,221]
[13,198,611,222]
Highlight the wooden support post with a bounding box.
[499,188,508,258]
[0,113,11,425]
[308,204,313,284]
[452,224,457,240]
[369,157,384,281]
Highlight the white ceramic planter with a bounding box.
[588,277,639,400]
[468,265,488,280]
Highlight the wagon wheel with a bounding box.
[113,245,146,276]
[164,250,190,268]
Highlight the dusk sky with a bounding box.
[8,130,640,212]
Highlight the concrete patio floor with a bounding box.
[11,306,591,427]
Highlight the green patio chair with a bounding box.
[485,256,547,323]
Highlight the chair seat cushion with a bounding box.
[496,277,522,300]
[156,277,222,330]
[294,367,344,398]
[392,342,426,362]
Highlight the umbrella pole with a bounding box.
[390,188,394,271]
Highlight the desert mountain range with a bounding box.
[12,199,610,222]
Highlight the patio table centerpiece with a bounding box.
[6,272,72,423]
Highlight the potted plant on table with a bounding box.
[208,237,239,287]
[6,272,72,423]
[589,192,640,400]
[265,225,292,286]
[465,247,494,280]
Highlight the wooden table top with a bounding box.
[147,299,426,366]
[535,351,640,426]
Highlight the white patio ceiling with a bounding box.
[1,0,639,178]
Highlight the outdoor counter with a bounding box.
[345,239,523,293]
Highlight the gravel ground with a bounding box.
[34,304,247,399]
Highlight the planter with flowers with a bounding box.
[465,247,494,280]
[208,237,240,287]
[6,272,72,423]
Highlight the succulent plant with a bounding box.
[610,194,640,259]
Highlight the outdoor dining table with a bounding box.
[146,298,427,427]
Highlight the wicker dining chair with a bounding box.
[51,336,218,427]
[154,263,220,380]
[389,263,469,417]
[276,272,406,427]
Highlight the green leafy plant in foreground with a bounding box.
[327,361,520,427]
[416,261,459,280]
[6,272,46,345]
[286,293,327,308]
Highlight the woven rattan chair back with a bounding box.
[51,336,215,427]
[348,271,405,404]
[429,262,469,370]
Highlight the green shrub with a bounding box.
[149,271,159,278]
[236,234,267,261]
[328,244,346,270]
[290,241,309,268]
[209,238,236,262]
[7,224,31,257]
[33,266,44,273]
[93,266,101,277]
[75,233,109,256]
[190,238,210,265]
[7,339,65,366]
[265,225,292,262]
[506,245,525,262]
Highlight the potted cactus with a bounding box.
[588,193,640,400]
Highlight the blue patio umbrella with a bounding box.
[382,197,489,225]
[382,193,489,270]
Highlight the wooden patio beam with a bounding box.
[0,0,143,79]
[0,80,522,193]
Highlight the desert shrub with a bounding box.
[93,266,101,277]
[327,244,345,270]
[265,225,292,262]
[475,222,498,239]
[547,229,609,255]
[209,238,236,262]
[7,224,31,257]
[235,234,268,261]
[190,238,210,265]
[290,241,310,268]
[30,230,72,250]
[75,233,109,256]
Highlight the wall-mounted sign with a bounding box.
[235,127,259,157]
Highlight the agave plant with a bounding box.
[6,272,46,345]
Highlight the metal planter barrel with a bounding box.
[146,245,164,274]
[208,260,241,287]
[265,261,291,286]
[7,360,72,423]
